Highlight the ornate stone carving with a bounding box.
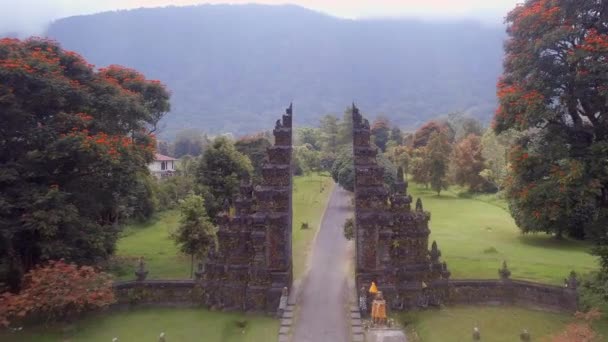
[202,105,293,312]
[352,105,449,310]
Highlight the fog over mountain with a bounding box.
[46,4,506,138]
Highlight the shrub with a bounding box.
[547,309,601,342]
[0,260,115,327]
[343,217,355,240]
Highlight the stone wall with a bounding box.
[443,279,578,312]
[112,277,577,313]
[113,280,198,308]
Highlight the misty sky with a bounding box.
[0,0,520,35]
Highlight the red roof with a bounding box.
[155,153,177,161]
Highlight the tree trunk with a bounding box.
[190,254,194,278]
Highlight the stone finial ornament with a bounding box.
[277,286,288,317]
[429,241,441,262]
[135,257,148,281]
[194,262,205,281]
[415,198,423,212]
[565,271,578,290]
[286,102,293,115]
[441,261,451,280]
[473,327,481,340]
[499,260,511,280]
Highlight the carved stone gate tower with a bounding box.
[202,105,293,312]
[352,104,450,310]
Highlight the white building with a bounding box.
[149,153,177,179]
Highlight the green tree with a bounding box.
[172,194,217,277]
[330,146,355,191]
[0,38,170,290]
[412,120,451,148]
[294,144,321,175]
[296,127,322,150]
[387,145,410,175]
[319,114,339,154]
[235,134,271,182]
[427,131,451,195]
[389,126,404,146]
[410,148,430,186]
[196,136,253,222]
[450,134,489,192]
[447,112,484,142]
[495,0,608,239]
[337,108,354,146]
[172,129,208,158]
[480,129,520,191]
[371,117,391,152]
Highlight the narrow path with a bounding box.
[292,186,352,342]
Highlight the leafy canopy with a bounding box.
[495,0,608,238]
[0,38,170,289]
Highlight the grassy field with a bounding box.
[114,209,189,280]
[0,308,279,342]
[291,172,335,279]
[409,185,597,284]
[399,306,582,342]
[113,172,335,281]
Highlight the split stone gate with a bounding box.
[200,103,448,313]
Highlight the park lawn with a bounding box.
[291,172,335,280]
[398,306,594,342]
[114,172,335,281]
[114,209,190,280]
[409,185,597,285]
[0,308,279,342]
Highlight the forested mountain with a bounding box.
[46,4,505,138]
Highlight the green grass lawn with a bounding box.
[409,185,597,285]
[0,308,279,342]
[291,172,335,279]
[114,172,335,281]
[114,209,189,280]
[398,306,580,342]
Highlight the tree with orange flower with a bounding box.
[0,38,170,290]
[495,0,608,240]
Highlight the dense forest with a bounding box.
[46,4,505,138]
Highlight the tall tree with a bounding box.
[319,114,339,154]
[172,194,217,277]
[0,38,170,290]
[337,108,354,146]
[389,126,404,145]
[412,120,452,148]
[371,116,391,152]
[196,136,253,221]
[426,131,452,195]
[235,134,272,182]
[480,129,520,191]
[450,134,488,192]
[295,127,322,151]
[410,148,430,186]
[447,112,484,141]
[495,0,608,239]
[173,129,208,158]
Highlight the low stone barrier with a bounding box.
[444,279,578,312]
[112,280,198,308]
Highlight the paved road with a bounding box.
[292,186,352,342]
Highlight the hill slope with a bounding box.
[46,5,505,138]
